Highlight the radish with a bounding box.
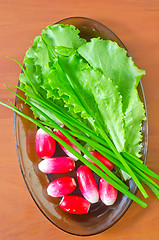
[38,157,75,174]
[53,129,81,161]
[77,165,99,203]
[59,195,91,214]
[47,176,76,197]
[84,151,114,171]
[99,178,118,206]
[35,128,56,158]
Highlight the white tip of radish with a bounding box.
[60,145,80,161]
[84,188,99,204]
[83,154,88,159]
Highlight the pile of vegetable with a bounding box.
[1,24,159,212]
[36,127,117,214]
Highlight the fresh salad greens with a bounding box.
[1,23,159,208]
[20,24,146,155]
[78,38,146,156]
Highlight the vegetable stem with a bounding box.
[0,100,147,208]
[9,85,159,198]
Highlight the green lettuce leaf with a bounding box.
[124,89,146,157]
[19,24,88,126]
[78,37,146,155]
[19,36,43,88]
[45,55,98,127]
[78,38,145,112]
[45,53,125,152]
[20,24,87,88]
[41,24,86,50]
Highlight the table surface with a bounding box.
[0,0,159,239]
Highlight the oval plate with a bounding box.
[14,17,148,236]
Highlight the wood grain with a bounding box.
[0,0,159,239]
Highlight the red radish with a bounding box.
[53,129,81,161]
[99,178,118,206]
[35,128,56,158]
[47,176,76,197]
[84,151,114,171]
[38,157,75,174]
[77,165,99,203]
[59,195,91,214]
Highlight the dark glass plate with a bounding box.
[14,17,148,236]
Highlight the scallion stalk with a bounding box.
[0,100,148,208]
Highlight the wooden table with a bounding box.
[0,0,159,239]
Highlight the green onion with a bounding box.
[7,84,156,200]
[0,100,148,208]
